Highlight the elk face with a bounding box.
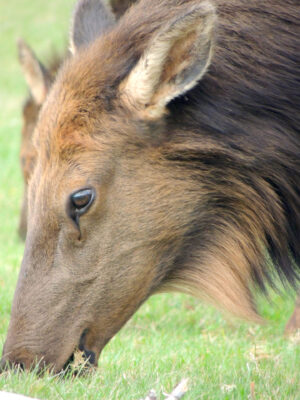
[2,0,216,372]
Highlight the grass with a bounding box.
[0,0,299,399]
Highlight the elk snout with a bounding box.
[0,347,38,373]
[0,330,98,374]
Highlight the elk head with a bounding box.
[2,0,216,372]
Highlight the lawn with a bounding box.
[0,1,299,399]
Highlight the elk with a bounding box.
[2,0,299,372]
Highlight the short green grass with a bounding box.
[0,1,299,399]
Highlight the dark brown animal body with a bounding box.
[2,0,299,372]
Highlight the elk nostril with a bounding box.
[16,361,25,371]
[0,358,9,373]
[0,358,24,372]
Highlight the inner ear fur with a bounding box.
[120,1,217,120]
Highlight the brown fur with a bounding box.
[17,1,134,239]
[3,0,299,372]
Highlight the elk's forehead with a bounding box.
[35,74,107,162]
[34,34,134,163]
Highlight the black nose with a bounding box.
[0,358,7,373]
[0,358,25,373]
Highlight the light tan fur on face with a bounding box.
[162,229,262,322]
[158,174,285,321]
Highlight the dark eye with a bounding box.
[71,189,93,209]
[68,188,95,225]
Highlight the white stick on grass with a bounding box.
[141,389,157,400]
[0,393,39,400]
[164,378,189,400]
[141,378,189,400]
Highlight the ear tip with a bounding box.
[165,1,217,37]
[17,37,30,62]
[191,1,217,21]
[17,37,25,47]
[186,1,218,38]
[185,1,217,26]
[194,0,217,13]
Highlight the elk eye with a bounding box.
[69,188,95,224]
[71,189,94,209]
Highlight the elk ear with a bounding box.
[70,0,115,54]
[121,1,216,119]
[17,38,51,105]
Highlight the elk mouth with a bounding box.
[62,329,97,374]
